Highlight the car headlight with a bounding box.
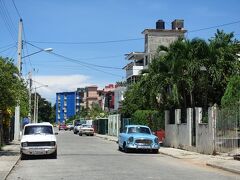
[128,137,134,143]
[154,137,159,144]
[50,141,56,146]
[22,142,27,147]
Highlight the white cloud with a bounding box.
[33,74,92,104]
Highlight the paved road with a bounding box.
[7,131,239,180]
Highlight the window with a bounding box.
[122,127,127,133]
[127,127,151,134]
[24,126,53,135]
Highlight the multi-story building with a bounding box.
[102,84,116,112]
[77,88,86,109]
[124,19,187,84]
[85,85,99,109]
[56,91,81,123]
[114,86,127,112]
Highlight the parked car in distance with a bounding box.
[66,123,74,131]
[20,122,58,160]
[73,124,81,134]
[118,125,160,153]
[79,124,94,136]
[59,124,67,131]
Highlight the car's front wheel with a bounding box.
[21,153,28,160]
[51,150,57,159]
[123,142,129,153]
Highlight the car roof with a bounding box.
[25,122,52,127]
[125,125,149,128]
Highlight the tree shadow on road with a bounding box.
[0,151,19,156]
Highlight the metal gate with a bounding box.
[216,103,240,156]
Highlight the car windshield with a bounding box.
[128,127,151,134]
[24,125,53,135]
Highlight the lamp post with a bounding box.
[26,48,53,123]
[33,85,48,123]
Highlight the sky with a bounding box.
[0,0,239,104]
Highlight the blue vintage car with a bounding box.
[118,125,160,153]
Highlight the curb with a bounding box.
[4,155,20,180]
[158,151,181,159]
[206,163,240,175]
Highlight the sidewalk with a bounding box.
[0,141,20,180]
[95,134,240,175]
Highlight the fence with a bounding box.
[216,104,240,156]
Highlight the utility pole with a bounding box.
[14,19,23,141]
[28,71,32,122]
[33,88,37,123]
[36,96,39,123]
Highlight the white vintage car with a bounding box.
[20,122,58,159]
[79,124,94,136]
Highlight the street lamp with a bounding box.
[25,48,53,123]
[33,85,48,123]
[22,48,53,59]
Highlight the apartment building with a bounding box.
[56,91,81,123]
[124,19,187,84]
[85,85,99,109]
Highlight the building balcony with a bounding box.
[125,65,144,80]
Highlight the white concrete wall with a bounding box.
[164,109,191,148]
[108,114,121,137]
[165,107,217,154]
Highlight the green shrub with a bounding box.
[131,110,165,131]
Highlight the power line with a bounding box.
[11,0,21,19]
[0,0,17,41]
[0,45,16,53]
[27,20,240,45]
[25,41,123,70]
[28,38,144,45]
[0,43,16,49]
[188,20,240,33]
[25,42,123,77]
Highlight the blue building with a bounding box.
[56,91,81,123]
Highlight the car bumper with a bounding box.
[126,143,160,150]
[80,131,94,135]
[21,146,57,155]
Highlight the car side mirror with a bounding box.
[152,132,156,135]
[55,132,58,135]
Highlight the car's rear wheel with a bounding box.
[152,149,159,154]
[79,133,82,136]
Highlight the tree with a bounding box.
[0,57,28,116]
[221,75,240,107]
[148,30,240,109]
[89,103,108,120]
[121,30,240,125]
[36,93,53,123]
